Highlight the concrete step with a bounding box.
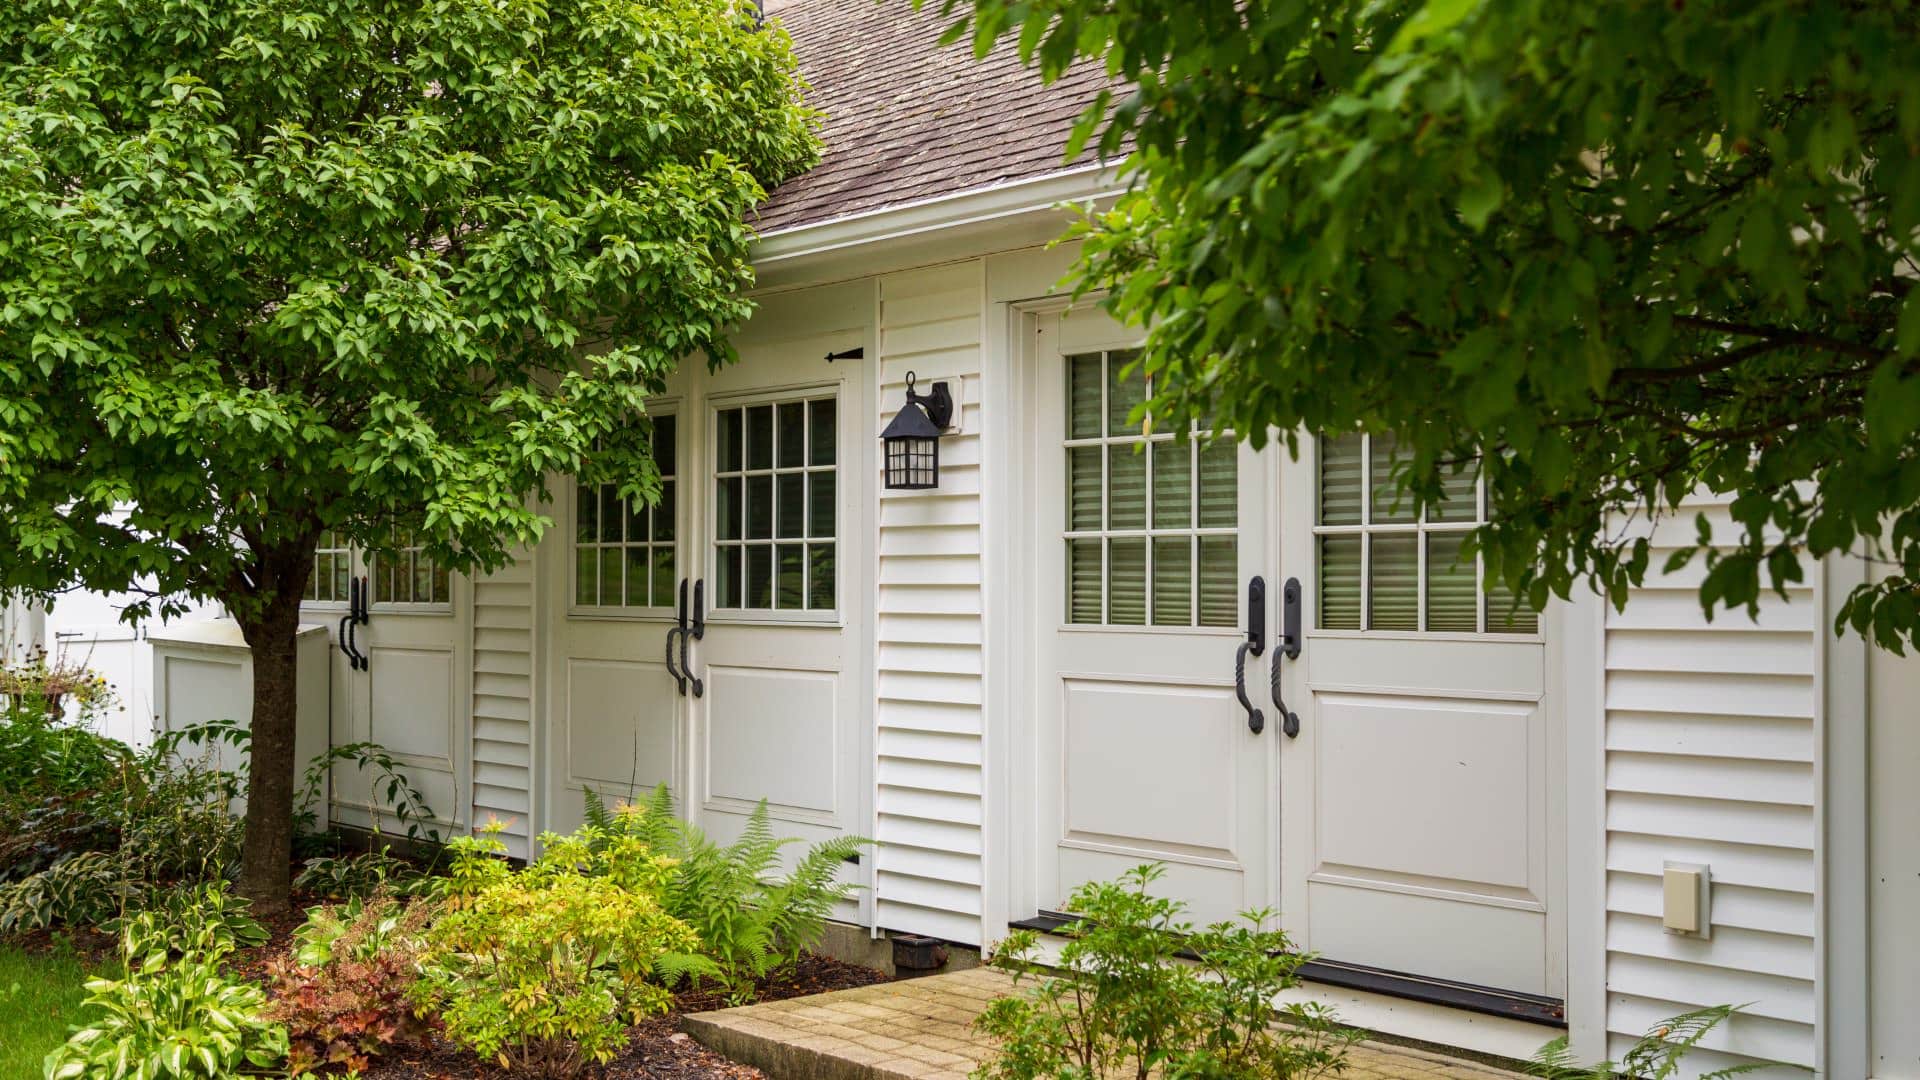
[681,968,1532,1080]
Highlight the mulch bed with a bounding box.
[357,953,890,1080]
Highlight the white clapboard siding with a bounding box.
[873,261,987,942]
[1604,493,1817,1071]
[470,552,536,860]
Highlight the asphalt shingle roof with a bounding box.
[754,0,1115,233]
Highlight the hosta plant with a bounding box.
[108,882,269,960]
[45,882,287,1079]
[267,893,437,1076]
[585,785,868,1003]
[292,849,421,902]
[408,824,711,1078]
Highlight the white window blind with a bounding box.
[1064,351,1237,627]
[1317,432,1536,634]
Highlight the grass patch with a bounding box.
[0,942,96,1077]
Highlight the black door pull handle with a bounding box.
[1271,577,1302,738]
[1236,576,1266,734]
[684,579,705,697]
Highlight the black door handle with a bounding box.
[336,613,358,668]
[1271,577,1302,738]
[1236,576,1266,735]
[665,626,686,695]
[342,578,367,671]
[684,579,705,698]
[665,579,689,696]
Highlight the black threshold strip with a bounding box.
[1006,914,1566,1028]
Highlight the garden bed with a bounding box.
[9,915,888,1080]
[356,954,888,1080]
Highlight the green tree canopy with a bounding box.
[0,0,816,906]
[937,0,1920,648]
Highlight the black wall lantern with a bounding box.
[881,371,953,490]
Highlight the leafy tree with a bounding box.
[934,0,1920,648]
[0,0,816,909]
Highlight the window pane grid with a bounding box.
[371,532,453,606]
[574,415,677,610]
[1065,350,1235,628]
[1315,433,1534,635]
[714,395,836,612]
[306,530,353,603]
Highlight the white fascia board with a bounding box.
[751,164,1125,284]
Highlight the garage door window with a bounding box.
[574,414,677,610]
[1318,432,1535,634]
[1064,350,1236,628]
[713,395,837,613]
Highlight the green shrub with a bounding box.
[107,882,268,960]
[973,864,1357,1080]
[44,882,287,1079]
[0,704,439,935]
[0,722,248,933]
[293,849,421,902]
[585,785,867,1004]
[267,893,436,1076]
[1529,1005,1764,1079]
[408,825,710,1078]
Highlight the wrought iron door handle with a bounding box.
[1236,641,1265,735]
[664,626,687,696]
[336,614,358,668]
[1271,577,1302,738]
[680,622,703,698]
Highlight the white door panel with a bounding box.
[1025,308,1273,927]
[1277,434,1562,999]
[303,538,470,837]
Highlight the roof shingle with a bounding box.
[754,1,1113,233]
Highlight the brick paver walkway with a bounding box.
[681,968,1529,1080]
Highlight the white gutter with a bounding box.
[752,162,1126,265]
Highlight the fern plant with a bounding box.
[1529,1005,1770,1079]
[583,785,869,1003]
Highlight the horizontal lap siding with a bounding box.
[471,553,536,860]
[874,262,987,944]
[1603,494,1816,1071]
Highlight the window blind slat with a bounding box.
[1368,534,1419,630]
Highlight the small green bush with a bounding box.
[44,881,287,1079]
[585,785,867,1003]
[973,864,1357,1080]
[408,824,711,1078]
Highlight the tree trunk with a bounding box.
[237,598,303,914]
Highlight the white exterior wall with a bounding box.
[871,261,991,943]
[1600,493,1818,1072]
[1866,563,1920,1078]
[470,547,538,860]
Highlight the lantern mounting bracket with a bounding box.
[904,371,953,430]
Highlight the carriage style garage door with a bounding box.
[1022,309,1275,927]
[1276,435,1562,1001]
[1022,306,1562,1003]
[545,327,870,893]
[304,533,469,837]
